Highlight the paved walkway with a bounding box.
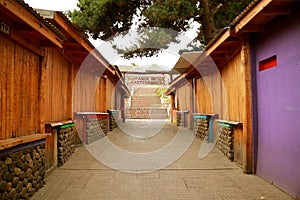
[32,120,294,200]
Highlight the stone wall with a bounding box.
[193,118,209,141]
[176,111,188,127]
[0,143,45,199]
[217,124,234,161]
[125,108,168,119]
[108,110,119,131]
[85,118,108,144]
[57,126,75,166]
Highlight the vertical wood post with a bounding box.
[39,52,46,134]
[241,38,253,173]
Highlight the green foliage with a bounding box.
[142,0,200,32]
[214,0,252,29]
[155,87,170,107]
[69,0,146,40]
[69,0,252,57]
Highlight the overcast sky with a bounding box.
[24,0,199,69]
[24,0,78,11]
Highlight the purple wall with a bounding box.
[255,9,300,198]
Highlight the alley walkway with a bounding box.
[32,120,294,200]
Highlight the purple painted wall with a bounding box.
[255,9,300,198]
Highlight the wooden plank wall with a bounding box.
[42,48,73,122]
[0,36,40,139]
[195,49,245,121]
[106,78,115,111]
[220,49,245,166]
[195,78,212,113]
[74,72,111,113]
[221,51,245,122]
[195,71,223,115]
[177,81,192,127]
[194,42,252,172]
[73,68,102,112]
[95,77,106,112]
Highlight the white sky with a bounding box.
[24,0,78,11]
[24,0,199,69]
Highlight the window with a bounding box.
[259,55,277,71]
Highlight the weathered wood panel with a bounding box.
[220,50,245,166]
[195,71,223,115]
[0,36,40,139]
[221,50,245,122]
[195,78,212,114]
[95,77,106,112]
[194,41,252,172]
[177,81,192,127]
[219,41,252,172]
[73,68,99,112]
[42,48,73,122]
[106,78,115,110]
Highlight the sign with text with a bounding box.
[0,21,10,35]
[127,76,165,85]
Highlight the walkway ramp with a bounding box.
[32,120,294,200]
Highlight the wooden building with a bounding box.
[36,10,129,146]
[167,0,299,198]
[0,1,128,198]
[0,0,65,198]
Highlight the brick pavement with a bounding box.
[32,120,295,200]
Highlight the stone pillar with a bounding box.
[193,118,209,141]
[176,111,189,127]
[108,110,119,131]
[57,126,75,166]
[74,112,109,145]
[85,117,108,144]
[217,124,234,161]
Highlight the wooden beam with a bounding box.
[241,39,253,174]
[263,6,291,15]
[0,0,63,48]
[206,29,232,55]
[13,23,35,32]
[64,41,85,49]
[214,46,232,53]
[222,37,240,46]
[53,13,115,74]
[239,25,265,33]
[0,134,49,150]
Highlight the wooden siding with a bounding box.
[194,41,252,172]
[195,70,223,115]
[73,69,100,112]
[42,48,73,122]
[195,49,246,120]
[221,50,245,121]
[177,81,192,127]
[106,78,115,110]
[95,77,106,112]
[195,78,211,114]
[0,36,40,139]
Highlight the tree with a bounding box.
[69,0,251,58]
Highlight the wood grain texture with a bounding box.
[0,134,49,150]
[0,36,40,139]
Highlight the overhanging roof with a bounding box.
[36,9,114,74]
[172,51,202,74]
[0,0,65,48]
